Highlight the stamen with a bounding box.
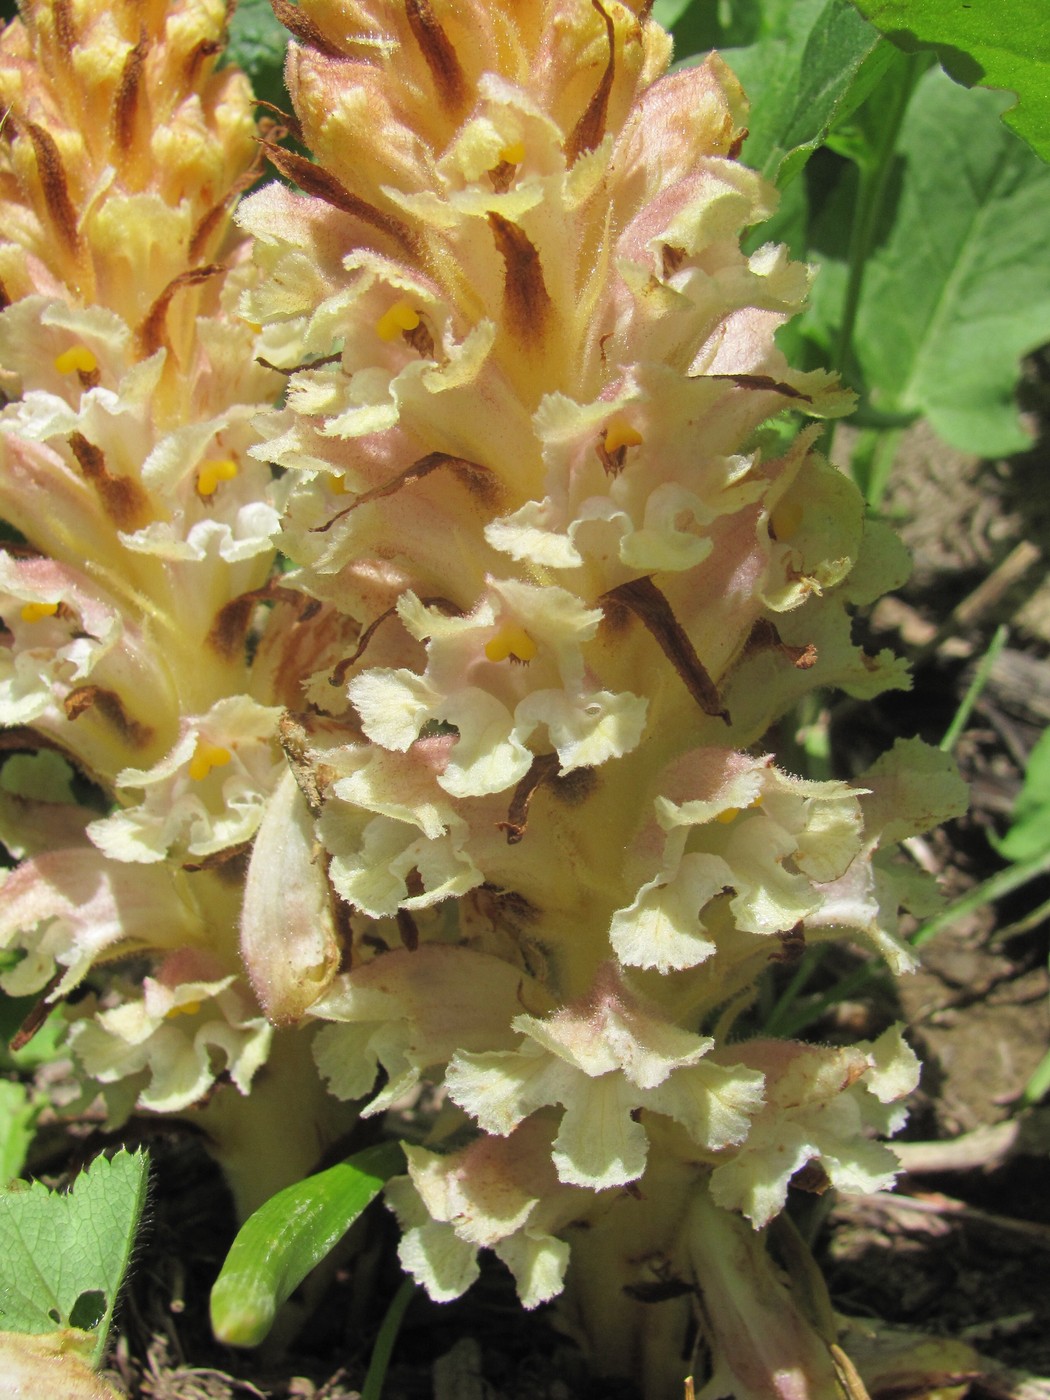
[54,344,97,375]
[166,999,202,1019]
[376,299,421,341]
[485,625,537,664]
[499,140,526,165]
[604,416,643,454]
[189,741,233,782]
[770,500,803,541]
[197,458,239,497]
[20,600,59,623]
[717,795,763,824]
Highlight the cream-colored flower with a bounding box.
[446,963,764,1189]
[87,696,284,863]
[68,955,272,1114]
[708,1026,920,1227]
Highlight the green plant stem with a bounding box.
[826,51,925,465]
[361,1276,416,1400]
[940,624,1009,754]
[910,846,1050,949]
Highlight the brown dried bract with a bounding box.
[137,263,224,358]
[67,432,151,531]
[487,212,552,345]
[498,752,561,844]
[262,141,421,260]
[565,0,616,164]
[312,452,500,535]
[406,0,468,115]
[63,684,154,747]
[602,576,730,723]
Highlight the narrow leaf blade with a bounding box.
[211,1142,404,1348]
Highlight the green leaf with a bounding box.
[224,0,290,111]
[849,0,1050,163]
[211,1141,404,1348]
[996,728,1050,863]
[0,1149,149,1367]
[719,0,891,187]
[840,67,1050,455]
[0,1081,38,1185]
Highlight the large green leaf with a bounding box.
[839,67,1050,455]
[849,0,1050,163]
[0,1150,149,1367]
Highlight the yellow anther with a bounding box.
[19,600,59,623]
[604,416,644,454]
[376,299,421,342]
[53,344,98,375]
[718,795,763,823]
[770,499,804,541]
[499,140,526,165]
[484,624,538,664]
[189,741,233,782]
[166,1000,202,1019]
[197,458,239,497]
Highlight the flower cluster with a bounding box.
[0,0,967,1394]
[0,0,354,1211]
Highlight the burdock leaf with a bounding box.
[843,66,1050,455]
[849,0,1050,163]
[211,1142,404,1348]
[0,1149,149,1367]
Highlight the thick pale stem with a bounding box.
[195,1025,357,1220]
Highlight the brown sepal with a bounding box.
[270,0,348,58]
[112,30,149,152]
[328,595,460,687]
[9,971,63,1052]
[206,582,320,661]
[261,141,421,260]
[699,371,813,403]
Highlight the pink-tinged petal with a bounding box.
[0,847,200,996]
[240,767,340,1026]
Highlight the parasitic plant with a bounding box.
[0,0,968,1394]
